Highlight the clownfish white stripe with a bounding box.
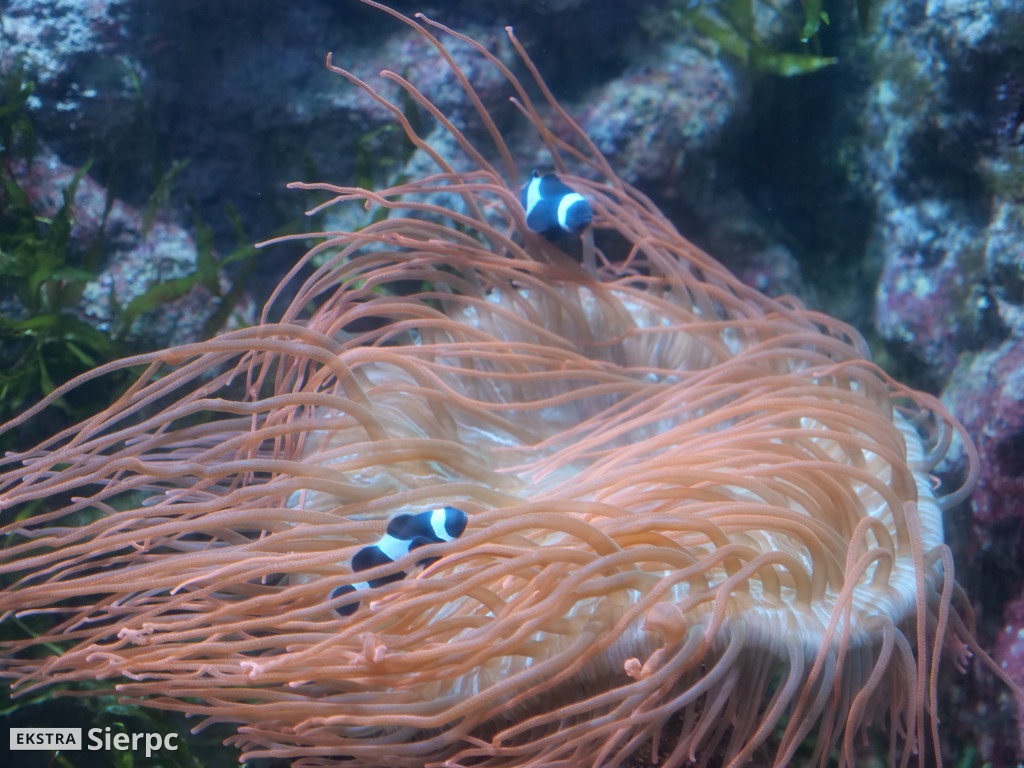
[430,507,455,541]
[525,177,544,222]
[375,533,413,563]
[557,192,587,230]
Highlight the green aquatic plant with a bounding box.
[651,0,873,76]
[0,67,122,430]
[0,66,263,768]
[0,66,259,449]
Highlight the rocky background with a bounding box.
[1,0,1022,764]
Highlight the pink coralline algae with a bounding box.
[946,338,1024,753]
[993,595,1024,755]
[947,339,1024,555]
[874,248,960,375]
[872,202,995,383]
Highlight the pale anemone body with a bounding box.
[281,265,956,767]
[0,4,1001,768]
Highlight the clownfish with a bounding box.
[521,172,593,239]
[332,505,468,616]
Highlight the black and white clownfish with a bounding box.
[521,172,593,240]
[331,505,468,616]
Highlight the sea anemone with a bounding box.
[0,3,1012,767]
